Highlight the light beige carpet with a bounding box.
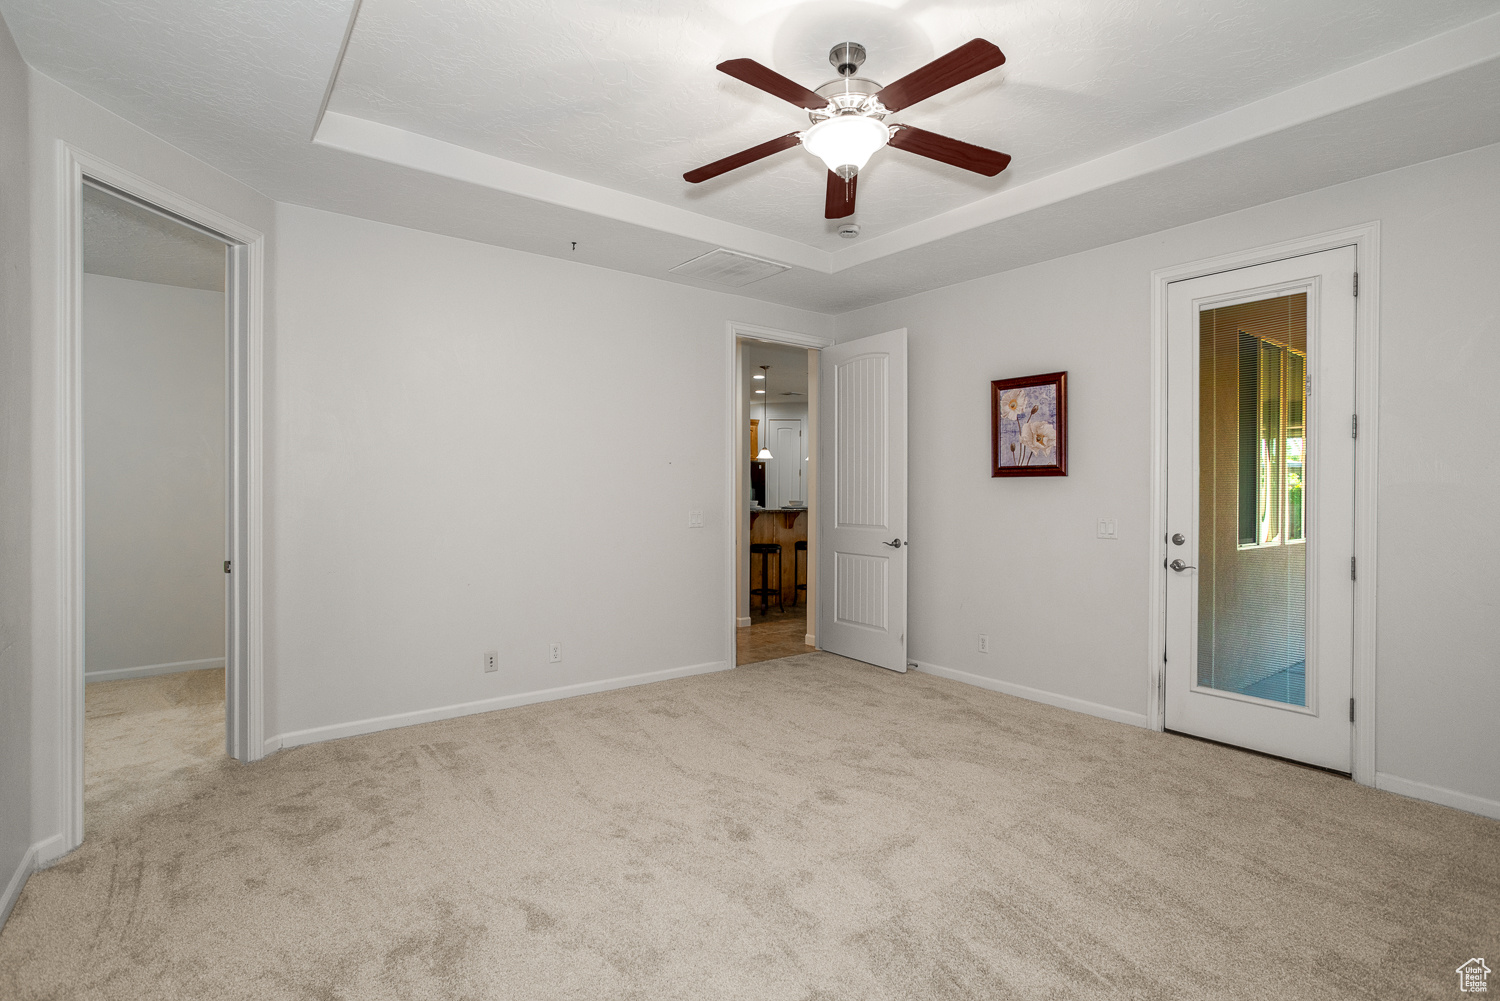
[1,654,1495,1000]
[80,667,227,835]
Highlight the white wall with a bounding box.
[836,141,1500,813]
[83,275,225,680]
[0,9,34,924]
[269,203,832,744]
[26,70,276,863]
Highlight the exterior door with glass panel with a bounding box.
[1165,248,1355,771]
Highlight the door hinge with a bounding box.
[1351,414,1358,439]
[1349,698,1356,723]
[224,560,232,574]
[1350,556,1357,581]
[1352,271,1359,297]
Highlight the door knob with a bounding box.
[882,538,904,549]
[1168,558,1196,572]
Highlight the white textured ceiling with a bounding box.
[3,0,1500,313]
[82,185,226,292]
[327,0,1500,249]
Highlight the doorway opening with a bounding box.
[80,181,232,834]
[735,337,818,665]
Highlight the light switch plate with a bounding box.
[688,509,704,528]
[1097,518,1119,540]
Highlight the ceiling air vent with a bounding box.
[670,249,789,287]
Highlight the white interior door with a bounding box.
[766,419,804,508]
[1165,248,1355,771]
[818,329,907,672]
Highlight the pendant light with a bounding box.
[755,366,774,461]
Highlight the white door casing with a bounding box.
[1165,247,1356,771]
[818,329,908,672]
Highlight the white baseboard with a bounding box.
[805,634,816,647]
[1,832,74,933]
[736,617,751,628]
[0,842,36,930]
[31,833,69,869]
[1375,772,1500,820]
[85,657,224,684]
[912,660,1150,729]
[267,660,732,752]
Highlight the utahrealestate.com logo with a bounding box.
[1458,959,1491,993]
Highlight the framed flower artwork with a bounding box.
[991,371,1067,477]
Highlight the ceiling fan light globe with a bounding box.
[802,115,889,178]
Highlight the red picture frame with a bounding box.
[991,371,1067,477]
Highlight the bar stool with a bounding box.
[749,542,783,615]
[792,540,807,607]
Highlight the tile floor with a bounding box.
[736,606,811,665]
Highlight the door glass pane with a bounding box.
[1198,294,1308,706]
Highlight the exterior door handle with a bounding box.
[882,538,904,549]
[1168,558,1196,572]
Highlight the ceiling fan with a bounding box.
[684,40,1012,220]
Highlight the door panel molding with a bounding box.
[1149,224,1379,785]
[818,329,908,672]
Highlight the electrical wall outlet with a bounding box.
[687,509,704,528]
[1097,518,1119,540]
[978,634,990,654]
[483,651,499,673]
[548,642,561,664]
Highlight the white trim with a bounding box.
[310,0,365,139]
[56,145,268,859]
[728,321,834,351]
[912,661,1150,729]
[84,657,225,684]
[29,833,68,869]
[1350,230,1380,789]
[1375,773,1500,821]
[805,634,816,647]
[0,843,37,929]
[0,830,66,929]
[267,661,730,750]
[1148,223,1379,786]
[725,322,832,673]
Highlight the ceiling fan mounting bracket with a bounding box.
[829,42,866,77]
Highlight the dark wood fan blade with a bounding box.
[874,39,1005,112]
[683,132,803,183]
[717,58,828,109]
[888,124,1011,176]
[825,171,857,219]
